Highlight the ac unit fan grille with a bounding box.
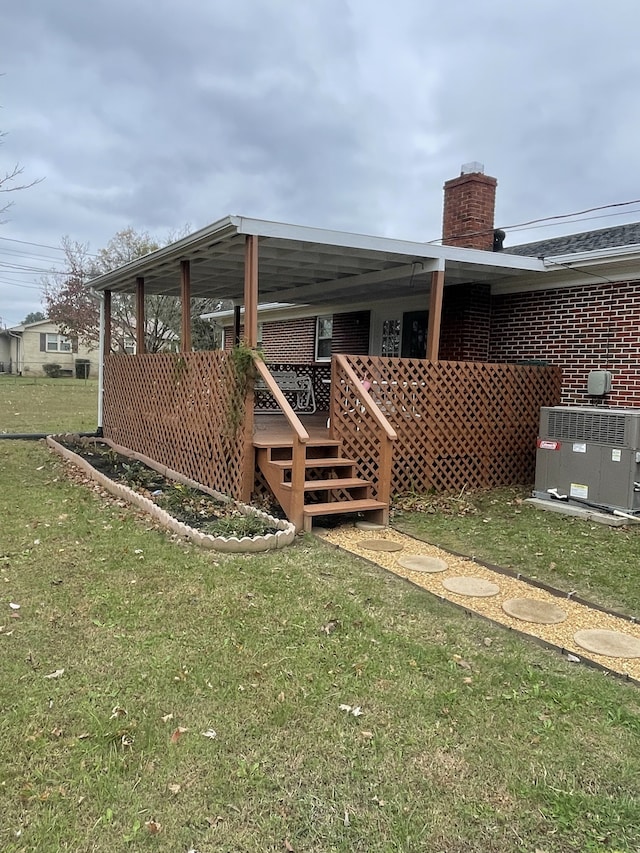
[547,411,626,445]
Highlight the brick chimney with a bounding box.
[442,162,497,251]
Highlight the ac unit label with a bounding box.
[537,439,560,450]
[572,442,587,453]
[570,483,589,500]
[611,449,622,462]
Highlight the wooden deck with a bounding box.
[253,412,331,446]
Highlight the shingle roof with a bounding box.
[503,222,640,258]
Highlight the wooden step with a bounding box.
[282,477,370,492]
[303,499,387,517]
[270,458,357,471]
[253,436,341,449]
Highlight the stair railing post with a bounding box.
[290,435,306,532]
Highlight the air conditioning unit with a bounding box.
[534,406,640,515]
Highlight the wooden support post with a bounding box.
[234,305,241,346]
[243,234,259,348]
[180,260,192,352]
[103,289,112,357]
[426,267,445,361]
[240,234,259,502]
[135,276,146,355]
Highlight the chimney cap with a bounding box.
[460,161,484,175]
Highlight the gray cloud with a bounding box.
[2,0,640,324]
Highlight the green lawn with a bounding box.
[0,376,99,435]
[1,440,640,852]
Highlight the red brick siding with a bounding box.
[224,318,317,363]
[225,311,370,363]
[442,172,497,251]
[440,283,491,361]
[490,280,640,406]
[332,311,370,355]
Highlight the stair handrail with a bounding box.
[253,358,310,444]
[333,355,398,442]
[253,357,308,531]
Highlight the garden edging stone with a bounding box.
[47,435,296,552]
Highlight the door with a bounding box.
[401,311,428,358]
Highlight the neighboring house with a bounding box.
[0,319,99,377]
[204,170,640,409]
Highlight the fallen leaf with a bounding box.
[168,783,181,794]
[170,726,188,743]
[9,603,20,610]
[321,620,339,635]
[462,677,473,684]
[201,729,217,739]
[277,691,285,702]
[339,703,352,713]
[284,840,295,852]
[160,713,174,723]
[456,659,472,670]
[483,638,493,647]
[361,730,374,739]
[44,669,65,680]
[121,734,134,747]
[344,810,350,826]
[351,706,363,717]
[144,818,161,834]
[51,727,63,737]
[110,706,127,720]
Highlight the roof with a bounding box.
[89,215,545,307]
[504,222,640,259]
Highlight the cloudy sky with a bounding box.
[2,0,640,326]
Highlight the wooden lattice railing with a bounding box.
[330,355,397,505]
[334,356,562,495]
[103,351,248,500]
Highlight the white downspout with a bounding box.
[97,292,105,434]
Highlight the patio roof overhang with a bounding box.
[89,215,546,306]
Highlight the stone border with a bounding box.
[47,435,296,553]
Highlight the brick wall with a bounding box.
[332,311,370,355]
[490,280,640,407]
[226,311,370,363]
[440,283,491,361]
[442,171,497,251]
[225,317,317,363]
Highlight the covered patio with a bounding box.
[90,217,560,531]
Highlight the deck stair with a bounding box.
[254,435,388,531]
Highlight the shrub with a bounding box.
[43,363,62,378]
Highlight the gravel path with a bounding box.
[320,525,640,682]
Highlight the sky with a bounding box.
[2,0,640,327]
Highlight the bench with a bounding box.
[255,370,316,413]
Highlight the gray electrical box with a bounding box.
[587,370,612,396]
[534,406,640,514]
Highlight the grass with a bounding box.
[2,441,640,852]
[0,376,99,435]
[392,488,640,617]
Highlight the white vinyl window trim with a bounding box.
[46,333,72,352]
[315,315,333,362]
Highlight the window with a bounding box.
[381,319,400,357]
[46,333,72,352]
[315,316,333,361]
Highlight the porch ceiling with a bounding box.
[89,215,546,305]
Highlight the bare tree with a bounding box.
[1,128,42,221]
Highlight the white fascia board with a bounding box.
[234,216,544,273]
[543,244,640,267]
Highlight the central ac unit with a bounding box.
[534,406,640,514]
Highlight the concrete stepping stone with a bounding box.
[398,555,448,573]
[442,576,500,597]
[574,629,640,659]
[359,539,404,553]
[502,597,567,625]
[355,520,387,531]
